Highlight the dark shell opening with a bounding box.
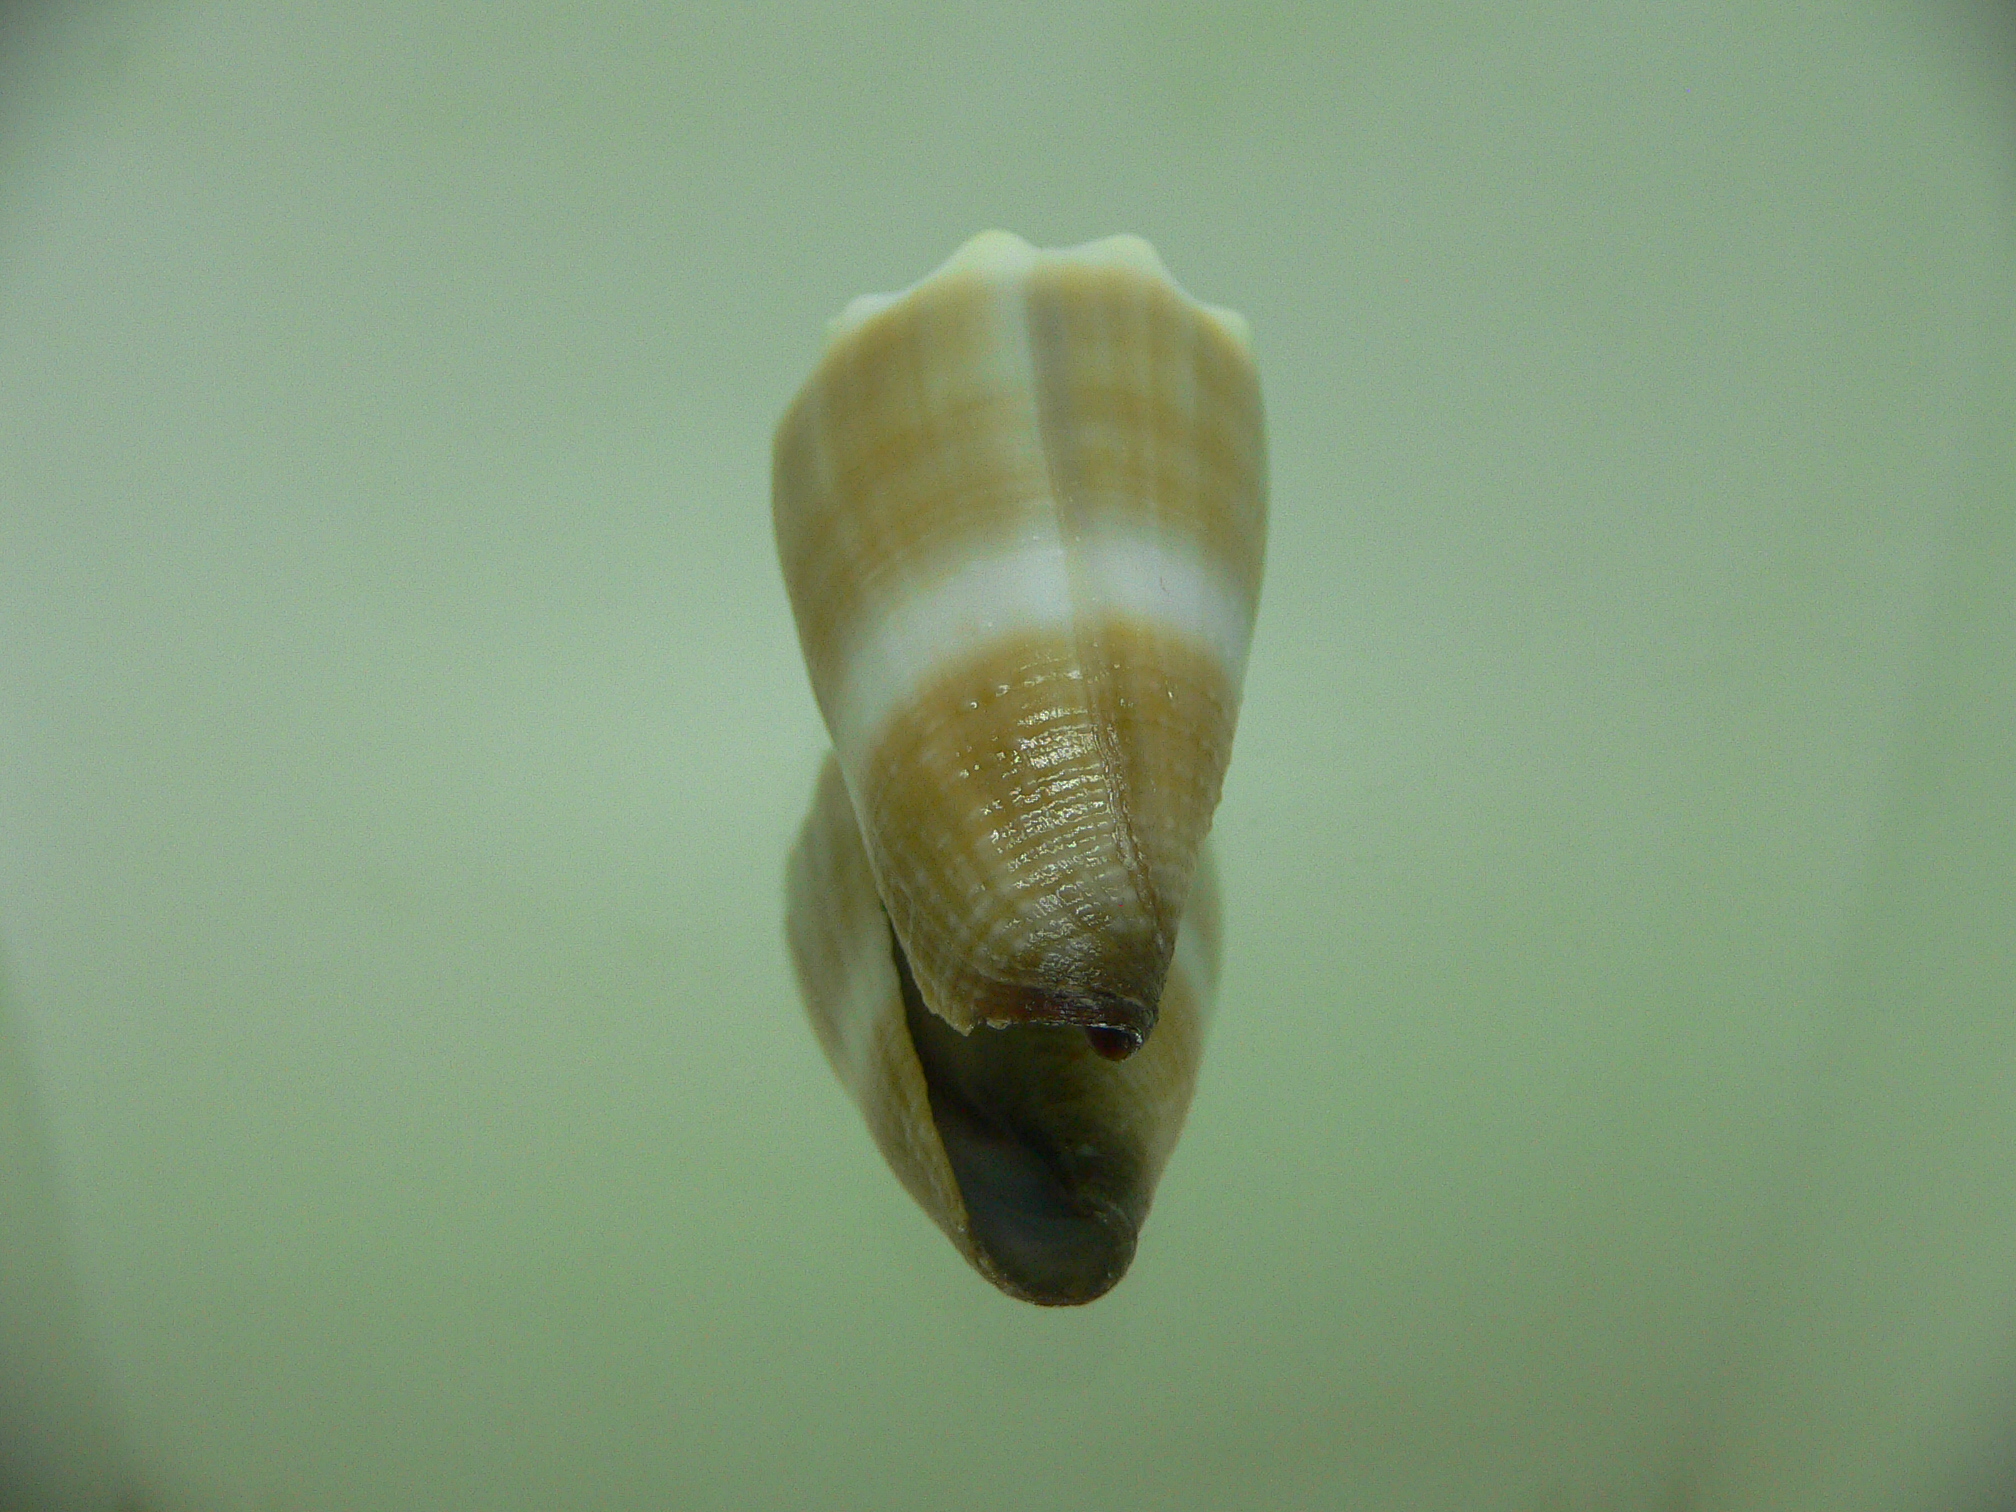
[892,926,1151,1306]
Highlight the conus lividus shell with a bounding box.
[776,230,1265,1305]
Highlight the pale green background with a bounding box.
[2,2,2014,1509]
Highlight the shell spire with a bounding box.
[776,231,1264,1302]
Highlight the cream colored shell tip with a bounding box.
[775,231,1265,1305]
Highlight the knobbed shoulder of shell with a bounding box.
[776,230,1265,1305]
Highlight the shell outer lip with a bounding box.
[966,981,1160,1061]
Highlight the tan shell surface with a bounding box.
[855,622,1235,1040]
[773,231,1265,1048]
[774,235,1265,698]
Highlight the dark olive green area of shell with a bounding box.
[891,928,1150,1306]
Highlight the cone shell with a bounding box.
[775,231,1264,1302]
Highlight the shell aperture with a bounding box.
[775,232,1264,1304]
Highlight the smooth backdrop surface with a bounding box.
[2,3,2014,1509]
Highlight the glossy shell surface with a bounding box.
[775,231,1265,1303]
